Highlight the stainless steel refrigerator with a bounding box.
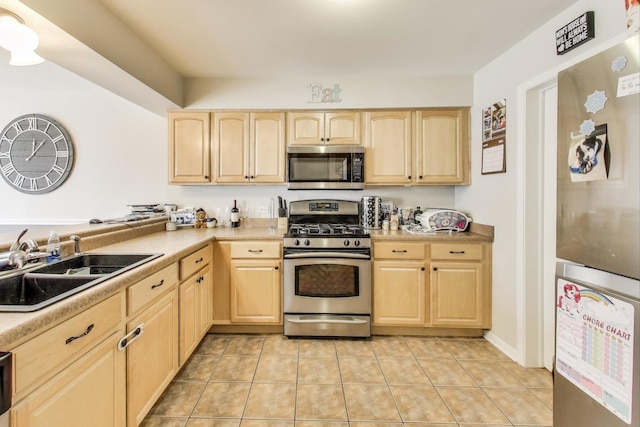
[555,35,640,427]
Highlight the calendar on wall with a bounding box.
[481,99,507,174]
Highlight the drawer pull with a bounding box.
[65,324,95,345]
[248,249,263,254]
[449,251,466,254]
[118,324,144,351]
[392,250,407,253]
[151,279,165,289]
[195,257,204,264]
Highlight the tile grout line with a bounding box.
[373,337,405,425]
[429,337,469,427]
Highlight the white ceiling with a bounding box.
[4,0,577,112]
[96,0,577,79]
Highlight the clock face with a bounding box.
[0,114,74,194]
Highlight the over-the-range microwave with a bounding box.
[286,145,364,190]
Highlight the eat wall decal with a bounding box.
[307,83,343,103]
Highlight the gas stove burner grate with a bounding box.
[287,223,369,236]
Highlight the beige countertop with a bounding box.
[0,222,492,349]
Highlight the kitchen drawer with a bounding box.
[430,243,483,261]
[128,263,179,315]
[230,241,282,259]
[374,242,426,260]
[180,245,212,280]
[13,292,124,399]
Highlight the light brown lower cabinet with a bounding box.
[8,247,216,427]
[126,287,179,427]
[11,329,126,427]
[179,264,212,364]
[429,243,491,328]
[373,241,492,330]
[179,244,213,364]
[373,242,427,326]
[430,261,484,327]
[229,241,282,324]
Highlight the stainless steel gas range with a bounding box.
[283,199,371,338]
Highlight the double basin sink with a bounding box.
[0,253,162,312]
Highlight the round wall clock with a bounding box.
[0,114,74,194]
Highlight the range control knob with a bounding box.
[354,240,361,247]
[294,239,300,246]
[343,239,350,247]
[304,239,311,246]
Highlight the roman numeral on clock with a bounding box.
[1,163,16,176]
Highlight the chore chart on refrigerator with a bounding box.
[555,278,635,424]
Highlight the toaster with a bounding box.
[416,209,472,232]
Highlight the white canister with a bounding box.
[360,196,382,229]
[165,221,177,231]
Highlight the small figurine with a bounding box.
[194,208,207,228]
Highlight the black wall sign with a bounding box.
[556,11,595,55]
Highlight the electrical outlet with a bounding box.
[253,206,270,218]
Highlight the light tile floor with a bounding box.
[141,334,553,427]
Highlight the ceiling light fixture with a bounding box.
[0,7,44,66]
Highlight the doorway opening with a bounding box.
[521,79,557,370]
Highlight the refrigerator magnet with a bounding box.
[568,124,609,181]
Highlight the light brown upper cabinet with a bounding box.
[213,112,286,183]
[364,109,470,185]
[363,111,413,184]
[287,111,361,145]
[168,111,211,183]
[415,109,470,184]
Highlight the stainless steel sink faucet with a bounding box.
[70,235,82,255]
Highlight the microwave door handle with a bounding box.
[284,252,370,259]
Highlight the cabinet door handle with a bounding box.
[408,175,412,179]
[248,249,263,254]
[204,175,209,180]
[433,267,438,271]
[151,279,165,289]
[195,257,204,264]
[244,176,248,179]
[118,324,144,351]
[65,324,94,345]
[392,249,407,253]
[419,175,423,179]
[421,267,426,271]
[449,251,466,254]
[275,266,279,270]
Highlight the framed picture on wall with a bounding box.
[482,99,507,174]
[482,99,506,142]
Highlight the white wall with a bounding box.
[0,59,167,223]
[184,75,472,109]
[0,55,464,224]
[457,0,630,357]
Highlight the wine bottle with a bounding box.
[415,206,423,224]
[231,199,240,228]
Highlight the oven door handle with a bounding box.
[284,252,370,260]
[286,317,368,325]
